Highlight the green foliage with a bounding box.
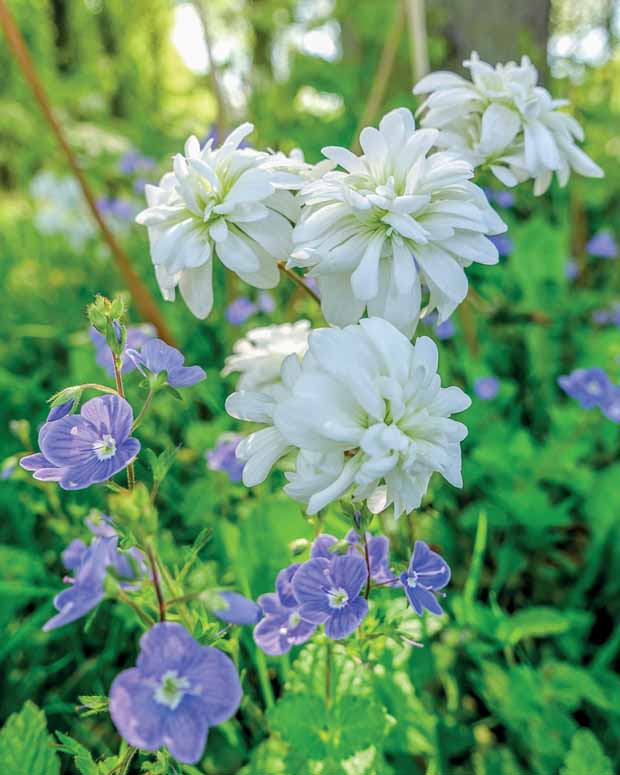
[0,702,60,775]
[560,729,614,775]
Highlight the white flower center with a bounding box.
[288,611,301,628]
[92,434,117,460]
[586,380,602,396]
[327,587,349,609]
[406,571,419,588]
[153,670,191,710]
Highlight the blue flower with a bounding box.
[109,622,242,764]
[311,532,397,585]
[489,233,514,257]
[292,554,368,640]
[90,324,155,377]
[20,394,140,490]
[206,434,244,482]
[128,339,206,388]
[558,368,611,409]
[254,564,316,655]
[257,292,275,313]
[474,376,500,400]
[119,149,155,175]
[96,197,137,222]
[587,231,618,259]
[47,399,75,422]
[400,541,451,616]
[435,318,455,340]
[211,591,261,625]
[44,522,146,631]
[565,259,579,280]
[226,297,257,325]
[601,386,620,423]
[493,190,515,208]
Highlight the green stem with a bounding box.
[146,543,166,622]
[132,387,155,432]
[325,640,332,709]
[277,260,322,306]
[116,587,155,628]
[238,573,274,709]
[112,354,135,490]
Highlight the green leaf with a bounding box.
[496,607,572,645]
[268,694,327,759]
[560,729,613,775]
[54,732,98,775]
[333,695,389,758]
[77,695,109,717]
[0,701,60,775]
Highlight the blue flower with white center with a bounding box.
[254,564,316,655]
[557,368,611,409]
[109,622,242,764]
[90,324,155,377]
[400,540,451,616]
[127,338,206,388]
[292,554,368,640]
[20,394,140,490]
[44,520,146,631]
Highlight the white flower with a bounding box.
[136,124,299,319]
[226,317,470,518]
[30,172,96,250]
[289,107,505,334]
[222,320,311,391]
[414,52,604,195]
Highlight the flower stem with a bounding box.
[325,640,332,709]
[146,543,166,622]
[131,387,154,432]
[362,534,371,599]
[277,260,322,305]
[112,355,135,490]
[116,587,155,628]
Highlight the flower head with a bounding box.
[414,52,604,195]
[44,520,146,631]
[226,297,257,325]
[474,376,500,400]
[601,386,620,423]
[254,564,316,655]
[558,368,611,409]
[292,554,368,640]
[290,107,505,333]
[127,338,206,388]
[109,622,242,764]
[586,231,618,259]
[222,320,310,392]
[311,531,396,585]
[90,324,155,377]
[206,434,245,482]
[20,394,140,490]
[136,124,299,319]
[226,318,470,518]
[211,591,261,625]
[400,540,451,615]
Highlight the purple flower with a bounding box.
[474,376,500,400]
[20,394,140,490]
[601,386,620,423]
[44,531,146,631]
[96,197,137,222]
[257,292,275,314]
[346,530,397,585]
[254,565,316,655]
[565,259,579,280]
[119,150,156,175]
[558,368,611,409]
[435,318,455,340]
[592,309,610,325]
[47,399,75,422]
[85,512,117,538]
[587,231,618,259]
[206,435,244,482]
[128,339,205,388]
[109,622,242,764]
[400,541,451,616]
[292,554,368,640]
[494,190,515,208]
[90,324,155,377]
[212,591,261,625]
[489,233,514,257]
[225,297,257,325]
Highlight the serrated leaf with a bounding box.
[0,701,60,775]
[55,732,98,775]
[333,695,389,758]
[268,694,327,758]
[560,729,613,775]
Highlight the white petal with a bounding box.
[178,261,214,319]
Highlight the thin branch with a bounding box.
[404,0,429,84]
[0,0,176,346]
[351,0,406,151]
[193,0,229,137]
[146,543,166,622]
[277,261,322,305]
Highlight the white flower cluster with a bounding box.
[226,318,470,518]
[136,52,603,518]
[414,52,603,195]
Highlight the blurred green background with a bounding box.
[1,1,620,773]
